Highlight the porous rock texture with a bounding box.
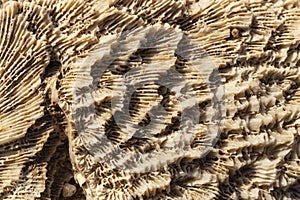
[0,0,299,199]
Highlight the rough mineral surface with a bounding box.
[0,0,299,199]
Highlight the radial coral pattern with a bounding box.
[0,0,299,199]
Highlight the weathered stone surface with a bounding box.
[0,0,299,199]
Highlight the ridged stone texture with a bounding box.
[0,0,299,199]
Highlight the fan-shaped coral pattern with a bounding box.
[0,0,299,199]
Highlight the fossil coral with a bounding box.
[0,0,299,199]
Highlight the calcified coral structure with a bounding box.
[0,0,299,199]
